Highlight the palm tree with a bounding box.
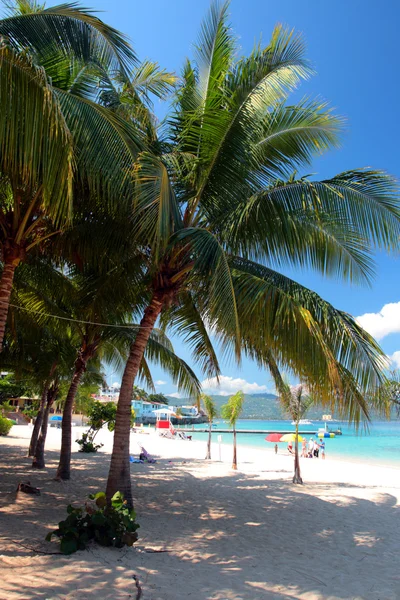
[0,1,142,351]
[221,391,244,469]
[279,383,313,484]
[10,259,200,479]
[202,394,218,460]
[106,0,400,505]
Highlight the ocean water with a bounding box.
[187,419,400,467]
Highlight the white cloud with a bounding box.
[390,351,400,369]
[167,392,183,399]
[356,302,400,340]
[201,375,268,396]
[155,380,167,386]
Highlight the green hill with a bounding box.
[167,393,399,421]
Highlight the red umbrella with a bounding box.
[265,433,284,442]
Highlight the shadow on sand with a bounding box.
[0,440,399,599]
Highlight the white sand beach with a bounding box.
[1,425,399,600]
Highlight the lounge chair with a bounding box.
[159,429,175,439]
[177,431,192,441]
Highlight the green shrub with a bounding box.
[46,491,140,554]
[0,416,13,436]
[76,431,103,453]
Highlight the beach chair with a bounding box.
[159,429,175,439]
[138,445,156,463]
[177,431,192,441]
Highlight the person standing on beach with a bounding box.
[320,440,325,459]
[308,437,314,458]
[313,439,320,458]
[302,438,307,457]
[274,443,278,455]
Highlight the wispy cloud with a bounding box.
[357,302,400,340]
[155,380,167,385]
[390,351,400,369]
[201,375,269,396]
[167,392,183,399]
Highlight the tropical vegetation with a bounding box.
[221,391,245,470]
[0,0,398,516]
[202,393,218,460]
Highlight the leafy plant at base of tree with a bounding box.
[76,431,104,453]
[46,491,139,554]
[0,415,13,435]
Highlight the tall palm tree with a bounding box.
[280,383,313,484]
[106,0,400,506]
[0,1,142,351]
[221,391,244,470]
[202,393,218,460]
[10,259,200,479]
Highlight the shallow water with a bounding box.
[187,419,400,467]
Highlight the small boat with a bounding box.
[292,419,313,425]
[318,423,342,436]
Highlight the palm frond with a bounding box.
[160,292,221,379]
[172,227,241,360]
[0,42,73,223]
[1,2,136,73]
[229,256,388,400]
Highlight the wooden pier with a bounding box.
[179,429,317,435]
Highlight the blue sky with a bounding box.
[73,0,400,395]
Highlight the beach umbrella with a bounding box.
[265,433,284,442]
[280,433,304,443]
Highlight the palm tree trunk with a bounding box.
[106,293,164,507]
[293,423,303,484]
[0,258,18,352]
[32,386,58,469]
[56,355,87,480]
[206,421,212,460]
[232,427,237,470]
[28,384,48,457]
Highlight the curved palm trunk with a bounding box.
[206,421,212,460]
[28,384,48,457]
[0,259,18,352]
[32,385,58,469]
[106,293,164,507]
[232,427,237,470]
[56,355,87,480]
[293,423,303,484]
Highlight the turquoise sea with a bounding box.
[187,419,400,468]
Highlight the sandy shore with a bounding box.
[0,425,399,600]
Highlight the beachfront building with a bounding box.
[131,399,164,419]
[169,405,199,417]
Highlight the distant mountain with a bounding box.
[167,393,284,420]
[166,393,400,421]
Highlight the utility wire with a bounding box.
[0,300,154,330]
